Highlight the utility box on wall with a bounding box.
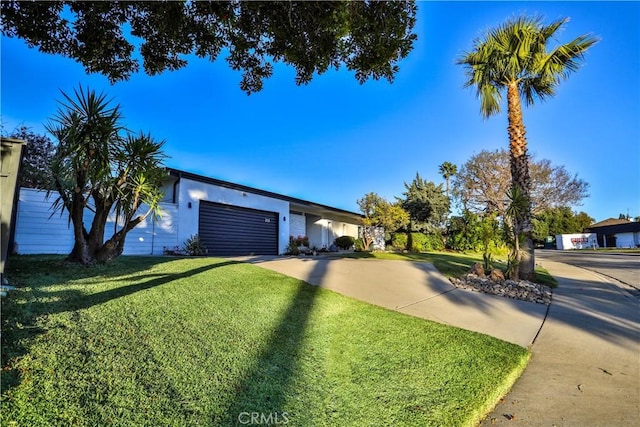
[1,137,25,281]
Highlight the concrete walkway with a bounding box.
[238,256,548,348]
[480,259,639,426]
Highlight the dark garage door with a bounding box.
[199,201,279,256]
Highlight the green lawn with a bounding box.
[1,256,529,426]
[335,251,557,288]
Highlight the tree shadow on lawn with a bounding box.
[1,258,240,395]
[215,260,327,426]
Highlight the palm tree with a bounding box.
[47,85,167,264]
[438,161,457,199]
[458,16,597,280]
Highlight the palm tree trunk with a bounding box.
[506,83,535,281]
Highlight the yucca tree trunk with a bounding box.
[506,83,535,281]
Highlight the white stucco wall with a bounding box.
[13,188,178,255]
[302,215,359,249]
[177,177,290,254]
[289,213,306,239]
[615,232,637,248]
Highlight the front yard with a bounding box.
[2,256,529,426]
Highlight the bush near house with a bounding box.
[286,235,312,255]
[183,234,207,256]
[334,236,356,250]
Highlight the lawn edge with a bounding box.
[465,350,532,427]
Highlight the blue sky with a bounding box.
[2,1,639,222]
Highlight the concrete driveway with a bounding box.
[237,256,548,348]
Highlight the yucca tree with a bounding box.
[438,161,457,199]
[47,85,167,264]
[458,16,597,280]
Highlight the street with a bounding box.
[536,249,640,289]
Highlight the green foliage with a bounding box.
[357,192,409,249]
[391,233,408,251]
[400,172,450,233]
[334,235,355,250]
[438,161,457,198]
[1,2,417,94]
[446,210,505,253]
[447,210,482,252]
[482,253,495,272]
[183,234,207,256]
[478,212,501,270]
[5,126,56,189]
[354,238,365,252]
[458,15,598,118]
[285,241,300,256]
[532,207,595,241]
[411,233,427,252]
[395,233,445,252]
[286,235,310,255]
[46,85,167,264]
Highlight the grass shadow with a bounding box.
[215,260,327,425]
[1,256,239,396]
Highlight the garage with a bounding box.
[198,201,279,256]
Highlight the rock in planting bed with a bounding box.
[450,264,552,305]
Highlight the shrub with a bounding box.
[286,236,301,255]
[334,235,355,250]
[391,233,408,251]
[404,233,445,252]
[290,235,309,247]
[354,237,365,252]
[422,233,445,251]
[410,233,427,252]
[183,234,207,256]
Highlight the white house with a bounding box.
[586,218,640,249]
[13,168,364,256]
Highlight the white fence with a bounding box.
[13,188,179,255]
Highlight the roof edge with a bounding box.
[167,168,364,219]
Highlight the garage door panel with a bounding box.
[198,201,278,256]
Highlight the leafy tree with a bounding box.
[357,192,408,250]
[453,149,590,217]
[46,85,167,265]
[357,192,385,251]
[447,210,504,257]
[1,1,417,94]
[438,161,457,199]
[399,173,449,234]
[532,207,594,240]
[5,126,56,189]
[447,210,482,252]
[458,15,597,280]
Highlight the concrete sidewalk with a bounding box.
[238,256,548,348]
[480,259,640,426]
